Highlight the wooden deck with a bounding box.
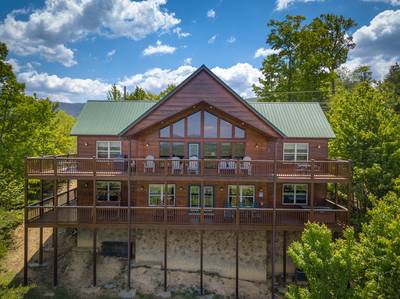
[26,157,351,182]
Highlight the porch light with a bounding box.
[219,186,224,192]
[179,186,184,191]
[317,144,321,149]
[255,143,259,150]
[139,186,144,191]
[84,142,88,146]
[145,143,150,148]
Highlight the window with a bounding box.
[234,126,245,138]
[233,143,245,159]
[187,112,201,137]
[220,119,232,138]
[283,184,308,205]
[188,143,200,158]
[220,142,232,159]
[96,141,121,158]
[160,142,170,159]
[96,181,121,201]
[228,185,255,207]
[172,142,184,158]
[189,185,214,208]
[160,126,170,138]
[149,184,175,206]
[172,119,185,137]
[204,142,217,158]
[283,143,309,161]
[204,112,218,138]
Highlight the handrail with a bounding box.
[28,188,77,207]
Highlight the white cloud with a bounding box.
[362,0,400,5]
[211,63,262,98]
[346,9,400,79]
[143,40,176,56]
[173,27,190,38]
[16,62,262,103]
[208,35,217,44]
[254,48,280,58]
[226,36,236,43]
[107,49,116,58]
[183,57,192,65]
[6,58,21,72]
[17,70,110,103]
[275,0,323,10]
[0,0,180,66]
[207,9,216,18]
[119,65,196,93]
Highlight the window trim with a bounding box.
[188,185,214,208]
[283,143,309,161]
[148,184,176,207]
[96,141,122,159]
[96,181,121,202]
[282,184,308,205]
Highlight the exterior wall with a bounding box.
[77,180,327,208]
[77,228,301,281]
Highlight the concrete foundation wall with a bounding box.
[77,228,300,281]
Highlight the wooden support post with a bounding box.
[310,182,315,221]
[236,184,240,225]
[235,230,239,299]
[271,142,278,299]
[164,229,168,292]
[39,179,44,265]
[334,183,338,204]
[54,179,58,224]
[23,170,28,285]
[53,227,58,286]
[67,179,70,205]
[265,231,268,282]
[283,231,287,286]
[93,228,97,286]
[200,230,204,295]
[127,138,132,289]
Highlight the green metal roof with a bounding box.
[71,100,156,135]
[71,100,334,138]
[248,102,335,138]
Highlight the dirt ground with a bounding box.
[1,226,282,298]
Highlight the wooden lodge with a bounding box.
[23,65,351,298]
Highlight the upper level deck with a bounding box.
[26,155,351,182]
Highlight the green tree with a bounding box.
[328,83,400,211]
[353,192,400,298]
[157,84,176,100]
[286,223,356,299]
[106,84,122,101]
[254,14,355,101]
[380,62,400,112]
[126,86,153,101]
[286,192,400,299]
[307,14,356,94]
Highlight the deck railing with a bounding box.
[26,200,347,228]
[26,157,351,179]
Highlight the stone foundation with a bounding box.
[77,228,300,281]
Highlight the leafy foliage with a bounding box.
[286,192,400,299]
[106,83,122,101]
[287,223,356,299]
[328,83,400,210]
[254,14,355,101]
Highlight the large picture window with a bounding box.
[283,143,308,161]
[96,141,121,158]
[283,184,308,205]
[159,111,245,139]
[228,185,255,208]
[96,181,121,201]
[149,184,175,206]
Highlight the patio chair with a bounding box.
[144,155,155,173]
[240,156,252,175]
[171,157,183,174]
[187,156,199,174]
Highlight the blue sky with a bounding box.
[0,0,399,103]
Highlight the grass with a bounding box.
[0,209,22,259]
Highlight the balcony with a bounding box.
[26,188,348,230]
[26,156,351,182]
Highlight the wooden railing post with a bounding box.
[93,156,97,176]
[164,182,168,224]
[23,157,28,286]
[200,182,204,225]
[236,184,240,225]
[53,156,57,176]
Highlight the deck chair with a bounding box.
[240,156,252,175]
[144,155,155,173]
[187,156,199,174]
[171,157,183,174]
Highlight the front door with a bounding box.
[188,143,200,158]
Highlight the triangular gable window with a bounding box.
[159,111,245,139]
